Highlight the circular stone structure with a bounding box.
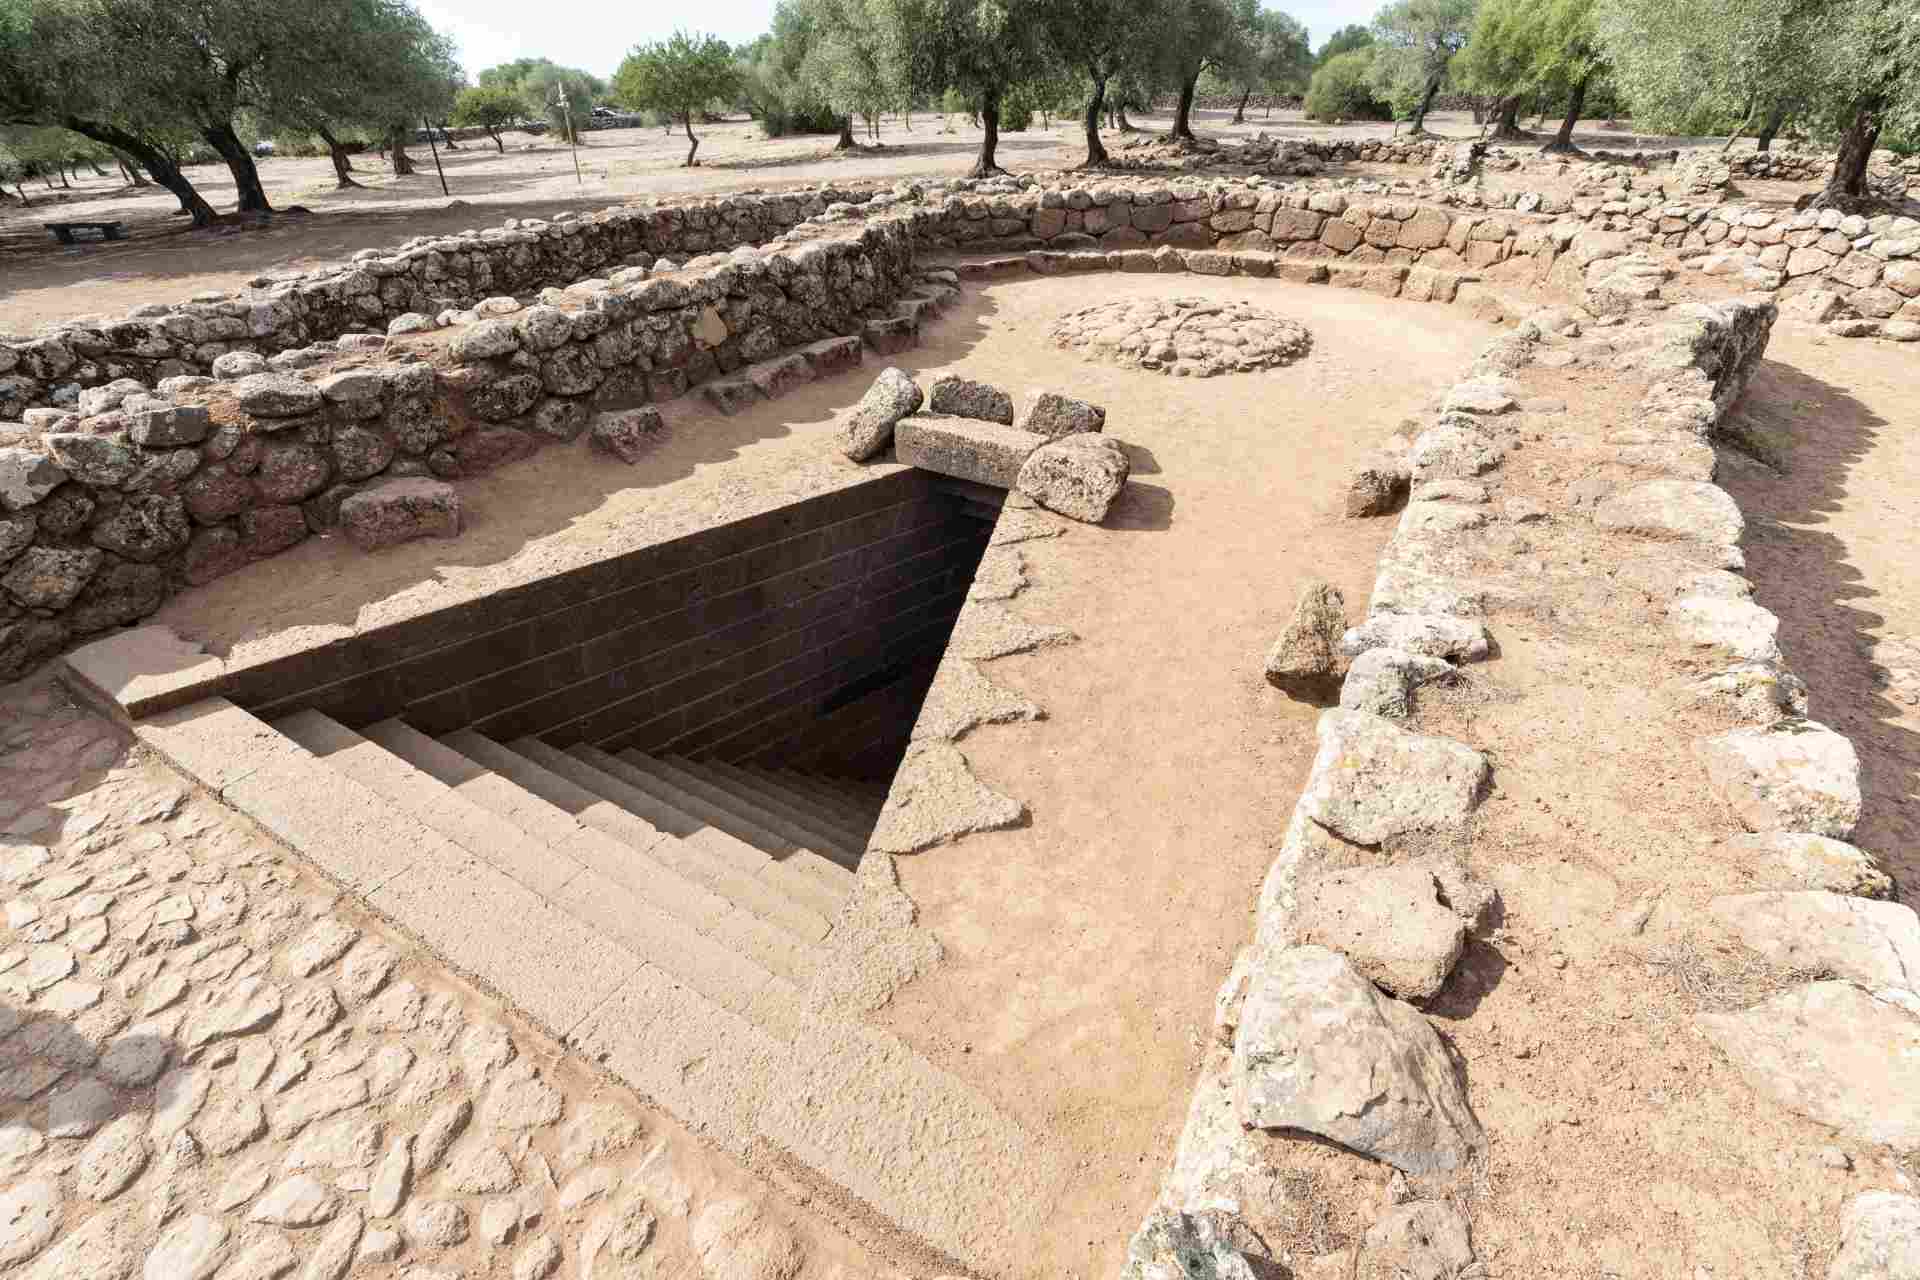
[1049,297,1313,377]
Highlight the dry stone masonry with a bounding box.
[1049,298,1312,377]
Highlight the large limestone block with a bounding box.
[1340,613,1491,663]
[1301,711,1489,844]
[1719,832,1893,899]
[339,478,461,552]
[895,416,1046,489]
[840,368,923,462]
[1339,647,1454,719]
[1016,391,1106,439]
[926,374,1014,425]
[1595,480,1744,547]
[1698,981,1920,1148]
[1698,718,1862,838]
[1828,1192,1920,1280]
[1233,945,1484,1174]
[1014,433,1129,523]
[1263,580,1347,699]
[1710,891,1920,990]
[1297,865,1466,1000]
[1670,597,1782,663]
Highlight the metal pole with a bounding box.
[558,85,582,186]
[424,118,450,196]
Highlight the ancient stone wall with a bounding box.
[0,219,923,680]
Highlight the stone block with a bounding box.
[927,374,1014,425]
[702,378,763,417]
[591,408,665,464]
[339,478,461,551]
[894,416,1046,489]
[1014,433,1129,523]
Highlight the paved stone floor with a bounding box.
[0,670,873,1280]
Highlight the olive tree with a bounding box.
[614,31,739,166]
[1157,0,1257,142]
[890,0,1054,176]
[452,85,523,153]
[1369,0,1477,136]
[1039,0,1169,165]
[1235,9,1312,121]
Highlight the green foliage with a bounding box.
[518,63,605,144]
[451,84,525,140]
[1304,47,1390,120]
[1367,0,1478,124]
[614,29,739,161]
[1000,83,1035,129]
[737,0,847,136]
[1317,23,1373,64]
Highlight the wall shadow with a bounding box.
[1715,354,1918,903]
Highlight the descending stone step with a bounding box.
[685,757,875,851]
[502,736,841,936]
[620,749,863,873]
[666,754,872,860]
[277,711,809,1017]
[362,725,829,948]
[573,746,850,921]
[776,769,890,824]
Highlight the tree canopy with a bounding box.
[1367,0,1476,134]
[613,30,740,165]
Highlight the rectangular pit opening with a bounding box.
[220,469,1000,859]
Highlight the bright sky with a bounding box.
[415,0,1381,80]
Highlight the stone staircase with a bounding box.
[137,701,1059,1274]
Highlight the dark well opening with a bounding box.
[230,469,997,848]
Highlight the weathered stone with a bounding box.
[1698,718,1862,838]
[1234,945,1484,1173]
[330,426,394,482]
[1301,711,1489,844]
[1298,865,1466,1001]
[927,374,1014,425]
[1015,432,1130,523]
[91,495,190,563]
[1670,597,1782,663]
[253,443,331,504]
[1340,647,1454,719]
[513,1235,563,1280]
[449,319,520,362]
[590,408,664,464]
[841,368,923,461]
[0,448,67,512]
[3,545,102,610]
[413,1098,471,1173]
[1721,832,1894,899]
[443,1143,516,1193]
[46,434,141,487]
[868,741,1025,854]
[68,562,167,634]
[300,1209,362,1280]
[236,374,323,418]
[405,1200,468,1248]
[1827,1192,1920,1280]
[1710,891,1919,989]
[1017,391,1106,438]
[467,373,542,423]
[531,396,590,441]
[76,1114,149,1200]
[22,1207,138,1280]
[1408,422,1502,481]
[1118,1209,1279,1280]
[1263,580,1347,698]
[128,404,211,448]
[1596,480,1743,547]
[339,478,460,551]
[1341,612,1491,662]
[247,1175,339,1227]
[690,1198,801,1280]
[895,416,1046,489]
[0,1180,61,1266]
[143,1213,229,1280]
[184,976,282,1048]
[1699,981,1920,1148]
[481,1064,562,1130]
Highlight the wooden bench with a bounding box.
[44,221,127,245]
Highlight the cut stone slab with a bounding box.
[1301,711,1490,845]
[1233,944,1484,1174]
[590,408,664,464]
[1263,580,1347,699]
[926,374,1014,425]
[867,742,1025,854]
[1017,391,1106,439]
[1674,662,1807,725]
[1698,719,1862,839]
[1015,433,1130,523]
[841,368,923,462]
[235,373,322,418]
[1297,865,1466,1000]
[895,416,1047,489]
[1339,647,1454,719]
[339,478,461,552]
[1408,423,1503,481]
[702,378,763,417]
[1710,891,1920,990]
[1698,981,1920,1148]
[1340,613,1491,663]
[1828,1192,1920,1280]
[945,602,1076,661]
[744,353,814,400]
[1595,480,1744,547]
[910,658,1043,743]
[1720,832,1893,899]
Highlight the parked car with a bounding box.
[251,140,276,158]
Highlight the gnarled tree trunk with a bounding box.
[1490,96,1527,140]
[1171,71,1199,140]
[66,118,215,225]
[317,126,361,189]
[1233,87,1251,124]
[1816,102,1881,205]
[836,115,856,150]
[1083,73,1109,167]
[1408,72,1443,135]
[389,128,417,176]
[1757,102,1790,153]
[683,113,701,166]
[970,90,1002,177]
[1542,73,1591,154]
[202,121,271,213]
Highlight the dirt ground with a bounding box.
[869,275,1496,1277]
[0,107,1684,335]
[1718,322,1920,910]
